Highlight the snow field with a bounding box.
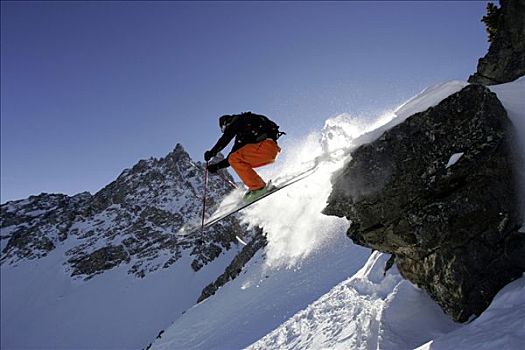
[0,242,243,349]
[415,275,525,350]
[248,252,458,350]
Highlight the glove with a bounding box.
[204,150,216,161]
[207,163,220,174]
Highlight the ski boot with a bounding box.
[243,181,273,202]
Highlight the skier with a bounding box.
[204,112,283,202]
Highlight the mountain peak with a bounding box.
[163,143,192,165]
[174,143,185,154]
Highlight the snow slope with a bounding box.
[152,77,525,350]
[150,233,371,350]
[250,77,525,350]
[150,80,481,350]
[415,275,525,350]
[252,77,525,349]
[0,242,242,349]
[248,253,458,350]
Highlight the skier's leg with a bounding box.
[234,140,280,168]
[229,149,266,190]
[229,140,281,190]
[251,140,281,168]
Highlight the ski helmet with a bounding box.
[219,115,234,133]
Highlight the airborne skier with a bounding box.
[204,112,283,202]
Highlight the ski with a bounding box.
[181,166,318,235]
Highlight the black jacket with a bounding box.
[210,113,277,169]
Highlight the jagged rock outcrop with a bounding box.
[469,0,525,85]
[324,85,525,322]
[1,144,250,280]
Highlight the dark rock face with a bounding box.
[469,0,525,85]
[324,85,524,322]
[68,245,130,278]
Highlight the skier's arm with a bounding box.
[209,132,234,155]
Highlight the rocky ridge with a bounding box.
[469,0,525,85]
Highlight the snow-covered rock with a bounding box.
[324,83,524,322]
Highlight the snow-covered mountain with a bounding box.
[1,144,248,275]
[2,77,523,350]
[0,144,261,349]
[3,2,524,349]
[3,2,525,342]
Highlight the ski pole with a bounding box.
[201,161,209,232]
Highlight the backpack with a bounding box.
[239,112,285,143]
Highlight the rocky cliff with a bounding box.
[469,0,525,85]
[324,85,525,322]
[1,144,254,281]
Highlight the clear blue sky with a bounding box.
[1,1,490,203]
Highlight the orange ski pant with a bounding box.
[228,139,281,190]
